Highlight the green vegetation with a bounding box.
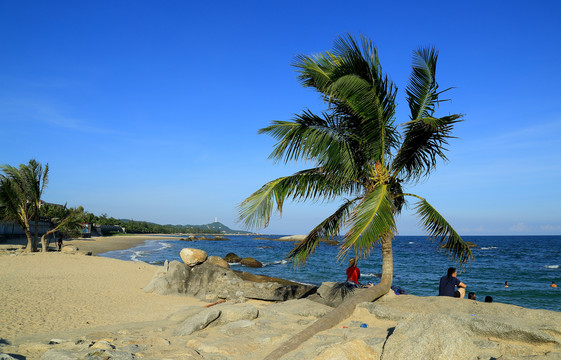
[0,159,82,252]
[239,34,473,359]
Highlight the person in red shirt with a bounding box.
[346,257,372,288]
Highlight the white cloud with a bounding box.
[540,224,561,233]
[509,222,531,233]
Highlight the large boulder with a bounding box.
[173,308,221,336]
[240,257,263,268]
[381,313,478,359]
[180,248,207,266]
[141,260,189,295]
[143,260,317,302]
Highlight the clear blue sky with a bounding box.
[1,1,560,235]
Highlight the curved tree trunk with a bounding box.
[263,234,394,360]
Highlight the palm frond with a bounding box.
[339,184,396,259]
[259,111,359,180]
[413,198,473,267]
[391,114,462,182]
[237,170,355,229]
[287,198,358,265]
[391,47,462,182]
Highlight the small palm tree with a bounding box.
[0,159,49,252]
[238,34,473,359]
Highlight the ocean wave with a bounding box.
[362,273,382,278]
[408,242,414,244]
[480,246,498,250]
[545,265,559,269]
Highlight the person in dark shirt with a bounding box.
[439,267,466,298]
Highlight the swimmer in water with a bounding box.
[552,281,558,288]
[504,281,509,288]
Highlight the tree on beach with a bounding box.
[39,203,84,252]
[238,34,473,359]
[0,159,49,252]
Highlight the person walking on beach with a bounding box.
[346,257,372,288]
[439,267,466,298]
[57,234,63,252]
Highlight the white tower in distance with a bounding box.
[214,217,218,223]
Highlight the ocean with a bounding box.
[100,235,560,312]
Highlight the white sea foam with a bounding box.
[408,242,415,244]
[545,265,559,269]
[480,246,498,250]
[362,273,382,278]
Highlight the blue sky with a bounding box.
[1,1,560,235]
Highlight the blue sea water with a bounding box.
[100,235,561,312]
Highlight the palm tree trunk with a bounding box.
[263,234,394,360]
[24,228,34,252]
[32,217,39,252]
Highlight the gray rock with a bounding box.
[166,305,205,323]
[40,349,81,360]
[143,261,317,301]
[174,308,221,336]
[213,303,259,325]
[142,260,190,295]
[262,299,333,318]
[381,313,478,360]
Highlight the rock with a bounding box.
[143,260,317,301]
[224,253,242,263]
[262,299,332,318]
[174,308,221,336]
[180,248,208,266]
[311,282,369,307]
[142,260,190,295]
[240,257,263,268]
[213,303,259,325]
[61,245,78,253]
[278,235,307,241]
[314,339,380,360]
[90,340,115,350]
[40,349,80,360]
[381,313,478,359]
[208,255,229,268]
[166,305,205,323]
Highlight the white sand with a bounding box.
[0,251,206,342]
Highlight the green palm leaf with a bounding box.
[414,198,473,266]
[287,198,357,265]
[238,170,355,229]
[340,184,396,258]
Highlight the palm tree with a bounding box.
[0,159,49,252]
[238,34,473,359]
[39,203,84,252]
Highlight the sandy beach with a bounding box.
[0,237,207,346]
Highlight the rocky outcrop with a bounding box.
[143,260,316,301]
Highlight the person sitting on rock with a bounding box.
[346,257,372,288]
[468,292,476,300]
[485,295,493,303]
[438,267,466,298]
